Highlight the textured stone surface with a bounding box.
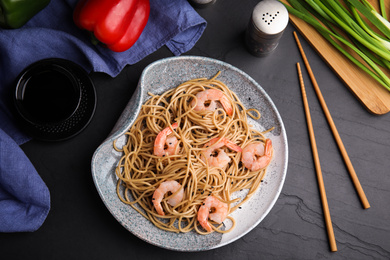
[2,0,390,259]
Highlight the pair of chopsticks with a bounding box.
[294,31,370,252]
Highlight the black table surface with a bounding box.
[2,1,390,259]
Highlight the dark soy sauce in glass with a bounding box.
[20,67,80,124]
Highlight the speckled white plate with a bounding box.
[91,56,288,251]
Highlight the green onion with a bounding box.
[350,5,390,51]
[281,0,390,92]
[348,0,390,39]
[379,0,387,20]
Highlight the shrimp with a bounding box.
[153,122,179,157]
[152,180,184,216]
[190,89,233,116]
[241,139,273,171]
[202,137,242,168]
[197,196,229,232]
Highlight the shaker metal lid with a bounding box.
[252,0,289,35]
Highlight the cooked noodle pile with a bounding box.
[114,72,273,234]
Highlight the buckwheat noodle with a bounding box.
[114,72,273,234]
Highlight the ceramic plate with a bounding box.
[91,56,288,251]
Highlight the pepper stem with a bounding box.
[89,31,100,46]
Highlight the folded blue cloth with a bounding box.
[0,128,50,232]
[0,0,206,232]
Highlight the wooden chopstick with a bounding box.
[293,31,370,209]
[297,62,338,252]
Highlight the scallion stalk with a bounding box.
[379,0,387,20]
[348,0,390,39]
[350,5,390,51]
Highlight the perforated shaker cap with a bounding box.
[252,0,289,35]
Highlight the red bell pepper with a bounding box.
[73,0,150,52]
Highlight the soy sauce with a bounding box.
[20,68,80,124]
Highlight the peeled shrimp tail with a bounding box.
[152,180,184,216]
[197,196,228,232]
[153,122,179,157]
[190,89,233,116]
[202,137,242,168]
[241,139,273,171]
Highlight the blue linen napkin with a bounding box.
[0,128,50,232]
[0,0,206,232]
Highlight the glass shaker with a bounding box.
[245,0,289,56]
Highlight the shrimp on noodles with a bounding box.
[202,137,242,168]
[154,122,179,157]
[241,139,273,171]
[191,89,233,116]
[152,180,184,216]
[197,196,229,232]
